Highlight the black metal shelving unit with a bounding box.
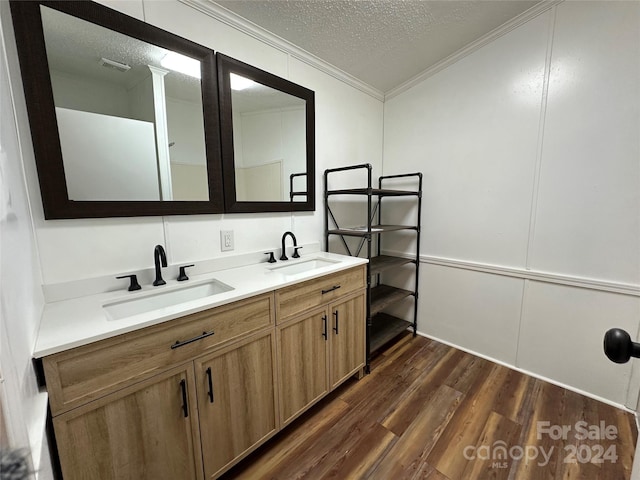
[324,163,422,371]
[289,172,308,201]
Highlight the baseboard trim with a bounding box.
[414,329,635,413]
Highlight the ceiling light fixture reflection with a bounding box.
[98,57,131,73]
[160,52,201,79]
[230,73,256,91]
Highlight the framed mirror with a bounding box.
[217,54,315,213]
[10,0,224,218]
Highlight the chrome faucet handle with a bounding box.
[264,252,277,263]
[116,274,141,292]
[292,247,303,258]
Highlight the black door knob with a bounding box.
[603,328,640,364]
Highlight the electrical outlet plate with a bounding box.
[220,230,234,252]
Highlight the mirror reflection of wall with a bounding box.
[166,95,208,201]
[230,74,307,202]
[40,5,208,202]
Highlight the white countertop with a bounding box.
[34,252,367,358]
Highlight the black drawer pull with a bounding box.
[171,330,214,349]
[179,379,189,418]
[322,315,328,340]
[206,367,214,403]
[321,285,341,295]
[333,310,339,334]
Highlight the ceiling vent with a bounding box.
[98,57,131,73]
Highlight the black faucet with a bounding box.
[153,244,167,286]
[280,231,299,261]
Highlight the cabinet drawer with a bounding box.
[275,266,365,323]
[44,292,274,416]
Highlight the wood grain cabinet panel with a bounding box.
[329,293,366,390]
[275,268,366,427]
[53,364,204,480]
[194,330,279,479]
[277,308,330,425]
[44,293,274,415]
[275,267,365,323]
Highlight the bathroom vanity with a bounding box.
[34,253,367,479]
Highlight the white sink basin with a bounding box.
[104,279,234,321]
[270,258,340,276]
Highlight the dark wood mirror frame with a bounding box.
[9,0,224,219]
[217,53,315,213]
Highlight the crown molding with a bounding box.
[178,0,385,101]
[178,0,562,103]
[384,0,563,101]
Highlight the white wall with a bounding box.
[383,1,640,407]
[166,96,207,167]
[6,0,383,286]
[56,107,161,201]
[50,69,132,118]
[235,106,306,200]
[0,2,53,477]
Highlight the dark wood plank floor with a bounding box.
[221,334,637,480]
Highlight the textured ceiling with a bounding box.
[214,0,541,92]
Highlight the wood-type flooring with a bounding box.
[221,333,637,480]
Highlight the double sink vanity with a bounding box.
[9,1,363,477]
[35,250,367,479]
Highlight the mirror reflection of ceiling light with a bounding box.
[230,73,256,91]
[160,52,201,79]
[98,57,131,72]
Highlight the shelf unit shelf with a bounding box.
[327,188,420,197]
[371,285,414,315]
[324,163,422,370]
[370,313,413,354]
[327,225,417,237]
[369,255,415,276]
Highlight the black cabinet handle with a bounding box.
[206,367,214,403]
[322,315,328,340]
[321,285,341,295]
[179,379,189,418]
[333,310,339,334]
[171,331,215,349]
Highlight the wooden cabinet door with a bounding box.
[195,330,278,479]
[329,292,366,390]
[277,307,329,426]
[53,365,203,480]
